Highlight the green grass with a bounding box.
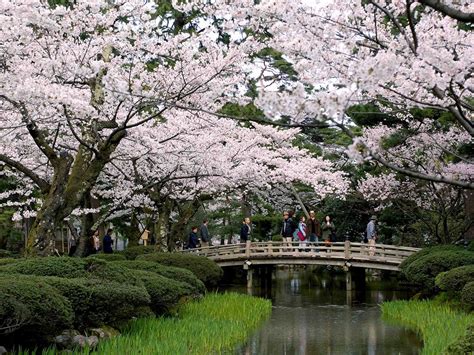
[17,292,272,355]
[381,300,474,354]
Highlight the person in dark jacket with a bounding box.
[187,226,200,249]
[307,210,321,247]
[103,229,114,254]
[240,217,251,243]
[200,220,210,247]
[281,211,296,250]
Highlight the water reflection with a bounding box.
[230,267,422,355]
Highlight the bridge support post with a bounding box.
[345,270,352,291]
[247,268,253,289]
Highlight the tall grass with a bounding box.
[381,300,474,354]
[17,292,272,355]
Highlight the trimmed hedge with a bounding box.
[0,257,142,287]
[0,249,12,258]
[461,282,474,311]
[40,276,152,328]
[120,246,158,260]
[137,253,223,287]
[435,265,474,293]
[133,270,199,314]
[401,247,474,289]
[88,253,126,261]
[111,260,206,294]
[399,244,463,271]
[0,258,17,266]
[0,275,73,338]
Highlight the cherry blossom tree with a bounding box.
[0,0,257,254]
[178,0,473,188]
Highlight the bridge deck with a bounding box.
[181,241,420,271]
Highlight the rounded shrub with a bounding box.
[401,247,474,289]
[0,249,12,258]
[133,270,199,315]
[40,276,152,328]
[461,282,474,311]
[120,245,158,260]
[400,245,463,271]
[446,325,474,354]
[435,265,474,293]
[137,253,223,287]
[111,260,205,294]
[0,275,73,338]
[0,258,17,266]
[87,253,126,261]
[0,257,142,287]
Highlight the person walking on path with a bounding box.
[307,210,321,250]
[281,211,296,251]
[366,215,378,256]
[297,215,307,251]
[240,217,251,243]
[187,226,200,249]
[103,228,114,254]
[200,220,210,247]
[322,215,335,249]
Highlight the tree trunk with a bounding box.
[168,199,200,251]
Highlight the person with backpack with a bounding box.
[297,215,307,251]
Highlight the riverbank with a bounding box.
[18,293,272,355]
[381,300,474,354]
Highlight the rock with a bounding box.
[72,335,87,348]
[89,326,120,340]
[86,336,99,348]
[54,330,80,349]
[0,346,7,354]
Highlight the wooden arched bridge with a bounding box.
[182,241,420,272]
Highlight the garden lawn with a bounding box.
[20,292,272,355]
[381,300,474,355]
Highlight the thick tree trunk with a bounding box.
[168,199,200,251]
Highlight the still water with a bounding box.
[229,267,422,355]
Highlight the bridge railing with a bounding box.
[181,241,420,265]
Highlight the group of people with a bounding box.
[185,212,378,251]
[88,228,115,255]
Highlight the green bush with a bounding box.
[271,235,283,242]
[137,253,223,287]
[88,253,126,261]
[0,249,12,258]
[120,246,158,260]
[0,275,73,338]
[133,270,199,315]
[461,282,474,311]
[0,257,142,286]
[400,245,463,271]
[446,325,474,354]
[435,265,474,293]
[0,258,17,266]
[401,247,474,289]
[40,276,152,328]
[111,260,206,294]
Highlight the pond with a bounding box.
[225,267,422,355]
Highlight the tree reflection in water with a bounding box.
[230,267,422,355]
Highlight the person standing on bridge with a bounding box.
[281,211,296,250]
[322,216,335,248]
[240,217,251,244]
[200,219,210,248]
[307,210,321,250]
[366,215,378,256]
[187,226,200,249]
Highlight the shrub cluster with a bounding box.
[119,245,157,260]
[435,265,474,293]
[400,246,474,289]
[461,282,474,311]
[137,252,223,287]
[87,253,126,261]
[111,260,205,294]
[0,254,214,344]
